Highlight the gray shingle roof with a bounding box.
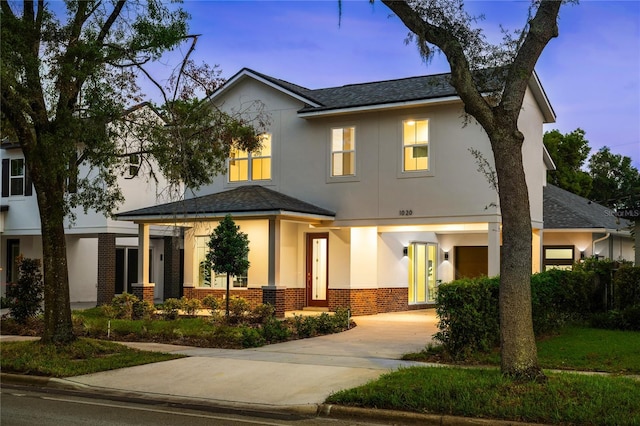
[117,185,335,219]
[544,184,632,230]
[243,68,499,113]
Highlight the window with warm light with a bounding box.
[331,127,355,177]
[403,119,429,172]
[229,134,271,182]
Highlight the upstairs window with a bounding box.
[229,134,271,182]
[331,127,355,177]
[403,119,429,172]
[2,158,32,197]
[10,159,25,195]
[128,154,141,177]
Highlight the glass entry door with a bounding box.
[306,233,328,307]
[408,242,438,304]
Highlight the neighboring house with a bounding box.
[542,184,634,269]
[0,104,172,304]
[116,68,558,316]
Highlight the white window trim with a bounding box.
[397,117,435,179]
[227,133,273,184]
[327,124,360,184]
[10,158,25,196]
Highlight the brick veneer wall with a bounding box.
[132,285,155,303]
[183,288,263,307]
[96,233,116,305]
[285,288,305,311]
[163,236,181,299]
[262,287,286,318]
[329,288,411,316]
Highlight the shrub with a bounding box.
[333,307,352,330]
[227,296,250,324]
[250,303,275,324]
[433,276,500,359]
[180,297,202,317]
[575,258,632,311]
[161,298,182,320]
[613,266,640,311]
[260,317,291,343]
[132,299,155,320]
[6,257,44,324]
[240,327,265,348]
[291,314,318,338]
[201,295,220,313]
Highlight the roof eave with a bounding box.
[298,96,462,118]
[205,68,322,107]
[529,70,556,124]
[117,209,335,223]
[543,227,632,236]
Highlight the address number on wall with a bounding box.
[399,209,413,216]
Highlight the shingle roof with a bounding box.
[117,185,335,219]
[244,68,497,113]
[544,184,632,230]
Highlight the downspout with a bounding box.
[592,233,610,258]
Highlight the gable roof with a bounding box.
[544,184,632,231]
[116,185,335,222]
[208,68,555,122]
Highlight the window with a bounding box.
[10,159,25,195]
[229,134,271,182]
[543,246,575,271]
[2,158,32,197]
[403,119,429,172]
[196,236,248,288]
[128,154,141,177]
[331,127,355,176]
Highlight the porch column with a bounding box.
[264,217,285,317]
[532,229,542,273]
[132,223,155,303]
[488,221,500,277]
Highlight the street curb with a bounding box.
[1,373,547,426]
[318,404,547,425]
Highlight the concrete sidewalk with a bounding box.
[3,310,441,419]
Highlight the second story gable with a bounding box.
[196,68,556,227]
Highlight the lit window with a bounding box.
[403,119,429,172]
[196,236,248,288]
[543,246,575,271]
[331,127,355,177]
[10,159,25,196]
[229,134,271,182]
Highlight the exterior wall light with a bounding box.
[403,246,408,257]
[444,251,449,261]
[580,250,585,260]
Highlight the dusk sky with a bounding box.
[157,1,639,169]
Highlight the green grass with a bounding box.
[327,367,640,425]
[0,338,184,377]
[404,326,640,374]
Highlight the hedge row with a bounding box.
[434,265,640,359]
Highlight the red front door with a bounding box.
[306,233,329,307]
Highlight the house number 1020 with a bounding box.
[399,209,413,216]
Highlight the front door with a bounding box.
[306,233,328,307]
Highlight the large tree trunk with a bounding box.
[35,179,75,344]
[490,127,542,380]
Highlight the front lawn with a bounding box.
[327,367,640,425]
[0,338,183,377]
[403,326,640,374]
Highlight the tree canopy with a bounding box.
[588,146,640,211]
[543,128,592,197]
[0,0,265,343]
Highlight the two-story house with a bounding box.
[1,104,172,304]
[116,68,557,316]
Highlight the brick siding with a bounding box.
[96,233,116,305]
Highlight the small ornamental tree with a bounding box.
[7,256,44,324]
[204,215,250,317]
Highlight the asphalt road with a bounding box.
[0,385,387,426]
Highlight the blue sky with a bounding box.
[162,0,639,168]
